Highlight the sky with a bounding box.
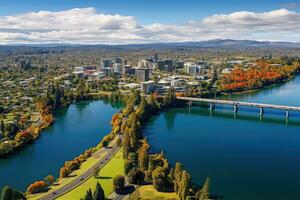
[0,0,300,44]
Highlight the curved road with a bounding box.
[38,139,120,200]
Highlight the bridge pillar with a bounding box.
[188,101,192,109]
[286,110,289,119]
[209,103,215,111]
[234,105,239,113]
[259,107,264,116]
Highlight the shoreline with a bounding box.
[221,75,296,95]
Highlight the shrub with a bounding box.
[113,175,125,193]
[127,167,144,185]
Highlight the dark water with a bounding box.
[144,76,300,200]
[0,100,121,191]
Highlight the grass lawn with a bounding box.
[130,185,178,200]
[57,149,124,200]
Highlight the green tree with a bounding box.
[174,162,183,193]
[149,93,159,111]
[198,177,211,200]
[163,87,176,108]
[0,186,13,200]
[93,182,105,200]
[138,139,150,171]
[0,186,25,200]
[212,67,218,83]
[152,167,167,192]
[127,167,144,185]
[178,170,191,200]
[83,188,93,200]
[113,175,125,193]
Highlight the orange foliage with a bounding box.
[27,180,48,194]
[176,92,186,97]
[220,61,300,92]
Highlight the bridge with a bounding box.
[177,97,300,118]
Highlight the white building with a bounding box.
[184,63,202,75]
[141,81,155,93]
[113,63,123,74]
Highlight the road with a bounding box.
[38,138,120,200]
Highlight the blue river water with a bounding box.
[144,75,300,200]
[0,100,121,191]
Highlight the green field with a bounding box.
[130,185,178,200]
[57,149,124,200]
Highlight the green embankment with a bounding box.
[129,185,178,200]
[57,149,124,200]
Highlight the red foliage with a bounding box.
[220,61,300,92]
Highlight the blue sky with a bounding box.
[1,0,299,24]
[0,0,300,44]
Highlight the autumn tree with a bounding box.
[44,174,55,186]
[138,139,150,171]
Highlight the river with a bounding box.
[0,100,121,191]
[1,76,300,199]
[144,75,300,200]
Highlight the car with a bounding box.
[52,192,56,195]
[80,177,84,181]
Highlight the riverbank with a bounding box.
[220,76,295,95]
[0,112,54,158]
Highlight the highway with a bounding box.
[38,138,120,200]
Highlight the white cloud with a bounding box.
[0,8,300,44]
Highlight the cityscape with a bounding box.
[1,1,300,200]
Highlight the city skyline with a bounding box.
[0,0,300,44]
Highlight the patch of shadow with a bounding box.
[95,176,112,180]
[115,185,135,195]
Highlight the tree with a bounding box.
[138,139,150,171]
[83,188,93,200]
[44,174,55,186]
[0,186,13,200]
[174,162,183,193]
[113,175,125,193]
[26,180,48,194]
[163,87,176,108]
[212,66,218,83]
[178,170,191,200]
[124,159,136,175]
[122,132,131,158]
[127,167,144,185]
[152,167,167,192]
[197,177,211,200]
[0,186,25,200]
[149,93,159,111]
[93,182,105,200]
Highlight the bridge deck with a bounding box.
[177,97,300,111]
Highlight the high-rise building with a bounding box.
[157,59,175,72]
[113,63,123,74]
[101,59,112,69]
[113,57,123,64]
[135,68,150,82]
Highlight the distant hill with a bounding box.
[0,39,300,55]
